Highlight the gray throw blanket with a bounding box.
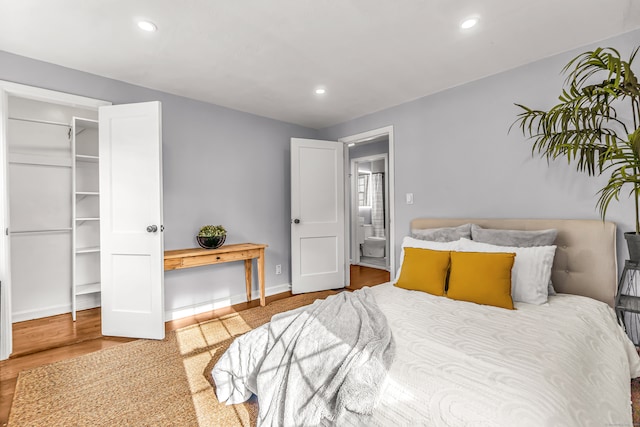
[212,288,395,427]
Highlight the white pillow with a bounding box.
[395,236,460,281]
[457,238,556,305]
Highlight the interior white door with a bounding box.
[99,101,164,339]
[291,138,345,294]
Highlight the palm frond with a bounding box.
[513,45,640,232]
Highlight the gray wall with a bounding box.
[348,138,388,160]
[371,159,385,174]
[319,28,640,270]
[0,51,318,318]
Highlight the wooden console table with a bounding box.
[164,243,268,306]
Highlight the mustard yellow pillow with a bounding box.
[447,251,515,309]
[395,248,450,296]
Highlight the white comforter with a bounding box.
[215,282,640,426]
[369,282,640,427]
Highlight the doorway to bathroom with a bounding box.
[349,144,389,271]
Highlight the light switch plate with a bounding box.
[406,193,414,204]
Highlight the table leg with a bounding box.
[244,259,252,302]
[258,248,266,306]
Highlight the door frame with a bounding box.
[0,80,110,360]
[338,126,395,286]
[350,153,389,269]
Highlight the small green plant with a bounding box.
[197,225,226,237]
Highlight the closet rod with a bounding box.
[10,228,72,235]
[8,160,72,168]
[9,117,70,128]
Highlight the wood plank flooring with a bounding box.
[348,264,391,290]
[0,265,389,426]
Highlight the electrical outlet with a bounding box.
[406,193,414,204]
[275,264,282,275]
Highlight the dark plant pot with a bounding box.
[196,234,226,249]
[624,232,640,263]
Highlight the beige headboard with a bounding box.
[410,218,618,307]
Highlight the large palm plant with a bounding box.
[513,46,640,233]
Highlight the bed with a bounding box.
[213,218,640,426]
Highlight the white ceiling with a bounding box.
[1,1,639,129]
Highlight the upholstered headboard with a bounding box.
[410,219,618,307]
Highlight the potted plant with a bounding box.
[513,46,640,260]
[197,225,227,249]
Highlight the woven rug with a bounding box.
[8,291,335,427]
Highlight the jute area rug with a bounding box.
[8,291,335,427]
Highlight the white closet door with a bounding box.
[99,101,164,339]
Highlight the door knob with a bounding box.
[293,219,300,224]
[146,225,158,233]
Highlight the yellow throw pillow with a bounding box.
[447,251,515,309]
[395,248,450,296]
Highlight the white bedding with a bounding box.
[212,289,395,426]
[213,282,640,426]
[368,282,640,427]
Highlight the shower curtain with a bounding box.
[371,173,385,237]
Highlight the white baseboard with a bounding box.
[12,284,292,324]
[12,294,101,323]
[13,303,71,323]
[76,294,101,312]
[165,282,292,321]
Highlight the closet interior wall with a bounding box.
[7,96,99,322]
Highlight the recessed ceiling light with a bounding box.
[137,20,157,32]
[460,18,478,29]
[315,88,326,95]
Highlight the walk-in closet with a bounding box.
[7,96,102,322]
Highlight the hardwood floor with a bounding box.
[10,308,104,358]
[348,264,390,289]
[0,265,389,426]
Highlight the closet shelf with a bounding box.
[76,154,99,163]
[9,116,70,128]
[76,246,100,254]
[75,282,101,295]
[72,116,101,322]
[75,191,99,200]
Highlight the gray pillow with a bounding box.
[471,224,557,247]
[411,223,471,242]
